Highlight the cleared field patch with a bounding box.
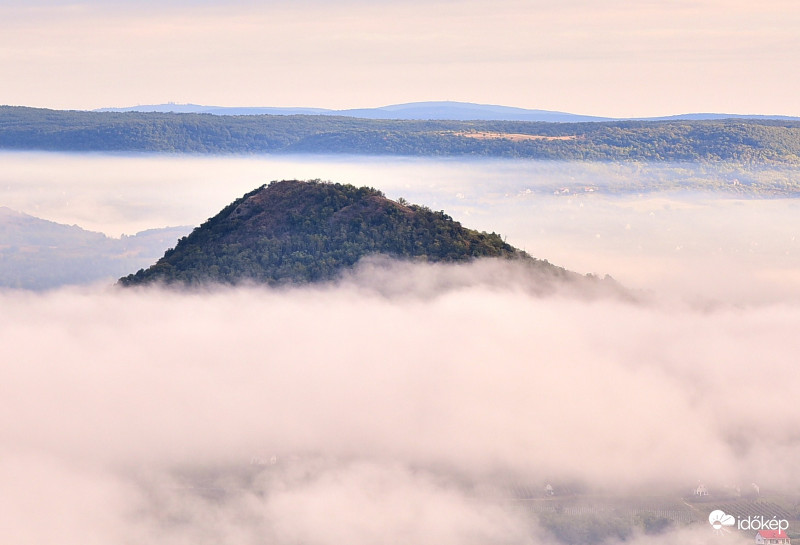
[450,131,579,142]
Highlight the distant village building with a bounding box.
[695,484,709,496]
[756,530,790,545]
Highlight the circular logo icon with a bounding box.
[709,510,736,531]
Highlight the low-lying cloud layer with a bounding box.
[1,260,798,543]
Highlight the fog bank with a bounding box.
[1,261,798,542]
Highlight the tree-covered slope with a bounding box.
[2,106,800,163]
[119,180,567,286]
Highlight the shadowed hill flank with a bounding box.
[119,179,567,286]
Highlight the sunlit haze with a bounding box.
[1,0,798,116]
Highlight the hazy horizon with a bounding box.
[84,100,800,119]
[8,94,800,122]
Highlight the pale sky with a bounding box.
[1,0,798,117]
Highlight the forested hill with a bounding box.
[2,106,800,163]
[119,180,570,287]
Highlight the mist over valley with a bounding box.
[2,152,800,544]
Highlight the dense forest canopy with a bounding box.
[2,106,800,163]
[119,179,574,287]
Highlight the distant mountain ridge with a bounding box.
[95,101,800,122]
[0,206,190,289]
